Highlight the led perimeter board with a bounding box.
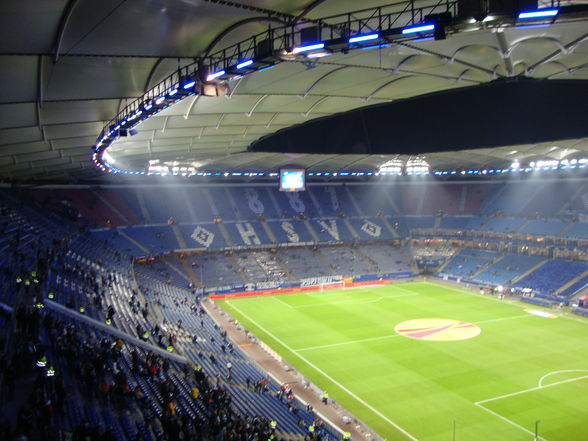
[280,169,306,192]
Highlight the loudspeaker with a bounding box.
[300,26,320,44]
[489,0,537,14]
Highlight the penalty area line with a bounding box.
[224,300,421,441]
[295,334,401,352]
[474,402,549,441]
[475,374,588,405]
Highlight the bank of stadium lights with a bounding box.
[378,159,403,176]
[432,158,587,176]
[93,5,583,176]
[405,157,430,175]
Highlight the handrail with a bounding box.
[45,299,189,364]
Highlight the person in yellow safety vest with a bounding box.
[166,345,174,352]
[142,331,149,340]
[36,355,47,367]
[79,306,85,313]
[270,420,277,430]
[105,318,112,325]
[191,386,199,400]
[308,425,315,434]
[343,432,351,440]
[322,391,329,404]
[46,366,55,377]
[48,292,54,300]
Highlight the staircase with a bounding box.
[118,228,151,254]
[557,222,575,237]
[305,187,324,217]
[227,254,249,284]
[135,189,152,223]
[397,248,418,274]
[303,220,320,242]
[224,187,242,219]
[92,190,131,225]
[162,256,193,285]
[471,255,504,279]
[342,218,360,240]
[558,182,587,216]
[274,254,298,283]
[217,223,235,247]
[171,225,187,249]
[415,186,426,215]
[380,217,400,239]
[518,183,545,213]
[437,248,460,273]
[355,247,380,275]
[260,221,278,244]
[313,249,337,276]
[265,187,284,217]
[556,269,588,295]
[179,187,199,222]
[480,185,508,214]
[344,186,364,216]
[514,220,529,234]
[511,259,549,284]
[178,256,204,289]
[203,188,220,217]
[458,185,468,214]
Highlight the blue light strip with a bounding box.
[402,24,435,35]
[207,70,225,81]
[292,42,325,53]
[182,80,196,89]
[348,33,379,44]
[361,43,389,50]
[236,59,253,69]
[518,9,558,19]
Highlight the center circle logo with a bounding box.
[395,318,481,341]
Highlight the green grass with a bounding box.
[216,281,588,441]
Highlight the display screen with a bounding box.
[279,169,305,192]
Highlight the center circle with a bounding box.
[395,318,481,341]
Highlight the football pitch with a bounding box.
[216,281,588,441]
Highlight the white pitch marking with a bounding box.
[225,300,421,441]
[474,402,549,441]
[476,374,588,405]
[423,280,588,325]
[538,369,588,387]
[272,295,294,309]
[473,314,532,325]
[295,333,401,352]
[292,297,384,308]
[293,292,418,309]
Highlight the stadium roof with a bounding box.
[1,0,588,182]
